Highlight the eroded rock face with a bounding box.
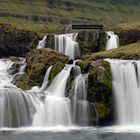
[116,29,140,46]
[0,23,38,57]
[19,48,68,90]
[79,60,113,125]
[77,31,106,55]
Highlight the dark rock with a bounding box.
[116,29,140,46]
[0,23,39,57]
[77,30,106,55]
[8,63,20,75]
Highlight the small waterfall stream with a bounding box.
[106,31,119,50]
[54,33,80,59]
[37,36,47,49]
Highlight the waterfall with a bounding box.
[108,59,140,125]
[70,74,91,126]
[0,59,40,127]
[32,65,73,127]
[0,87,38,127]
[32,61,96,127]
[54,33,80,59]
[0,59,14,87]
[106,31,119,50]
[0,58,96,128]
[37,36,47,49]
[19,58,27,74]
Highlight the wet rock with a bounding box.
[77,30,106,55]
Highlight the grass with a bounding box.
[111,22,140,32]
[85,42,140,61]
[0,0,140,35]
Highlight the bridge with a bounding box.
[65,24,105,33]
[72,24,105,30]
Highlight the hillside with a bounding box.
[0,0,140,35]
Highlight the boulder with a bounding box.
[19,48,68,90]
[80,60,113,125]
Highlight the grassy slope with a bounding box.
[0,0,140,35]
[84,42,140,61]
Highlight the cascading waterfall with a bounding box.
[32,64,73,126]
[0,88,38,127]
[32,62,96,127]
[0,29,96,128]
[70,74,90,126]
[54,33,80,59]
[37,36,47,49]
[106,31,119,50]
[0,59,39,128]
[108,59,140,125]
[33,64,76,126]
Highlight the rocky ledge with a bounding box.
[0,23,38,57]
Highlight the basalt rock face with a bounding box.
[0,23,38,57]
[77,31,106,55]
[117,29,140,46]
[80,60,113,125]
[19,48,68,90]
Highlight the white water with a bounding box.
[106,31,119,50]
[55,33,80,59]
[0,58,95,128]
[108,59,140,125]
[32,65,73,127]
[32,61,95,127]
[19,58,27,74]
[0,59,14,87]
[37,36,47,49]
[70,74,91,126]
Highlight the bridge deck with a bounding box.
[72,24,105,30]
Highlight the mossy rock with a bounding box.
[79,59,113,125]
[88,60,113,125]
[50,63,64,81]
[19,48,68,90]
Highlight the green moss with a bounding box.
[87,60,113,123]
[80,61,90,73]
[9,56,18,62]
[50,63,64,81]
